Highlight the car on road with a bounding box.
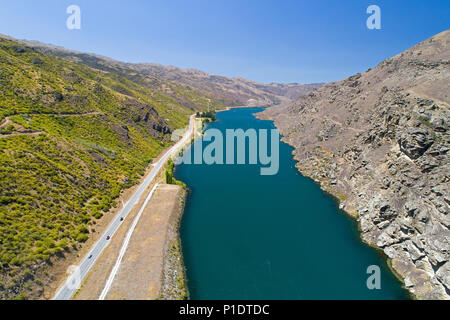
[120,217,124,221]
[106,236,110,240]
[88,254,93,259]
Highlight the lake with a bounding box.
[174,107,409,299]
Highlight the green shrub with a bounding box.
[75,234,88,243]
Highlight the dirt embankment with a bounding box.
[45,116,197,300]
[43,161,164,300]
[73,184,187,300]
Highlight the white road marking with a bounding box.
[99,183,159,300]
[52,115,194,300]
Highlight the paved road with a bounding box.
[53,115,194,300]
[99,183,159,300]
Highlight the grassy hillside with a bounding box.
[0,36,223,299]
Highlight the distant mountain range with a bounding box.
[127,63,322,105]
[9,35,322,106]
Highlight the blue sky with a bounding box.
[0,0,448,83]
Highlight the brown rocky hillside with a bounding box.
[261,29,450,299]
[129,63,322,106]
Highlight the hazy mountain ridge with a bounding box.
[7,35,321,106]
[130,63,322,105]
[262,30,450,299]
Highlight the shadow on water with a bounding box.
[175,107,410,300]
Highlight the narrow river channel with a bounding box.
[175,107,409,299]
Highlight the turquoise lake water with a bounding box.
[175,107,409,300]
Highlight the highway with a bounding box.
[53,115,194,300]
[98,183,159,300]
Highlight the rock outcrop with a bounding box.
[261,30,450,299]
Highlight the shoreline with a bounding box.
[218,103,274,113]
[72,183,188,300]
[255,109,414,299]
[171,114,213,300]
[177,106,409,299]
[159,186,189,300]
[40,150,167,300]
[48,115,196,300]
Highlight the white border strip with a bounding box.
[98,183,159,300]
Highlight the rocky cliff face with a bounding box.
[261,30,450,299]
